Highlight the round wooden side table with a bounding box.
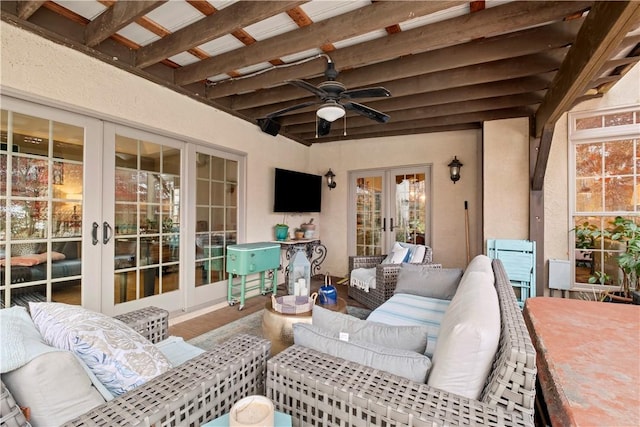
[262,297,347,355]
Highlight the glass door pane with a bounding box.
[112,134,180,304]
[195,153,238,286]
[391,172,427,245]
[1,109,85,307]
[354,174,384,256]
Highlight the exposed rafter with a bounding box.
[1,0,638,160]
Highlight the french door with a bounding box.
[1,96,103,311]
[102,124,184,315]
[348,166,431,256]
[2,96,244,314]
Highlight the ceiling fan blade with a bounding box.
[265,100,319,118]
[317,118,332,137]
[341,87,391,99]
[344,102,390,123]
[286,79,327,98]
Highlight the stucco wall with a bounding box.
[0,22,311,244]
[483,118,530,243]
[309,130,483,274]
[543,62,640,293]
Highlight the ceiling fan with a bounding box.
[258,58,391,137]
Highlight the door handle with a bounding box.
[103,221,112,244]
[390,218,394,232]
[382,218,386,232]
[91,222,99,245]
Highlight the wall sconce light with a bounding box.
[448,156,463,184]
[324,169,337,190]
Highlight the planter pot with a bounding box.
[275,225,289,241]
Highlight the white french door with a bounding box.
[1,96,103,311]
[2,96,245,315]
[102,124,184,315]
[185,144,245,309]
[348,166,431,256]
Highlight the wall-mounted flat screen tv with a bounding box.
[274,168,322,213]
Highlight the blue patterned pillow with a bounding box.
[29,303,172,396]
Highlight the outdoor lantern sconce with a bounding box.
[325,169,337,190]
[448,156,463,184]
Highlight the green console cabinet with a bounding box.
[226,242,280,309]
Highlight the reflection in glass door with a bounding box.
[195,153,238,287]
[1,108,87,307]
[111,134,181,305]
[354,174,384,256]
[392,171,427,245]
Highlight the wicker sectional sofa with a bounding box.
[1,306,271,427]
[267,259,537,426]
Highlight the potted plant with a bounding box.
[294,228,305,240]
[275,216,289,241]
[607,216,640,302]
[301,218,316,238]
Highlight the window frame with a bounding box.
[568,104,640,292]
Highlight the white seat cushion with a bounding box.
[426,264,500,399]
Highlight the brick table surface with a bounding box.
[524,297,640,426]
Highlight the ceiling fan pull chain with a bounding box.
[343,114,347,136]
[315,115,319,139]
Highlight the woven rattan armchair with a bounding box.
[267,259,537,426]
[347,246,436,310]
[1,306,271,427]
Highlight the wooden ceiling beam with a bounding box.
[233,48,567,111]
[207,18,582,100]
[136,1,304,69]
[16,1,46,20]
[284,93,542,134]
[175,1,463,86]
[303,123,483,144]
[197,1,591,91]
[532,1,640,191]
[535,1,640,137]
[292,108,533,141]
[250,74,554,124]
[84,1,166,47]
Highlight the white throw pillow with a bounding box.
[29,302,172,396]
[410,245,427,263]
[0,306,58,373]
[382,242,409,264]
[2,351,105,427]
[426,268,500,399]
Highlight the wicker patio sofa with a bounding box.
[267,259,537,426]
[347,244,435,310]
[1,306,271,427]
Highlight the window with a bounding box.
[570,105,640,291]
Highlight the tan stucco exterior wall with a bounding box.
[543,62,640,294]
[0,22,313,245]
[309,130,483,274]
[482,118,530,243]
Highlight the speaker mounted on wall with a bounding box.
[257,118,281,136]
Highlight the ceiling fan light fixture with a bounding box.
[317,102,345,122]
